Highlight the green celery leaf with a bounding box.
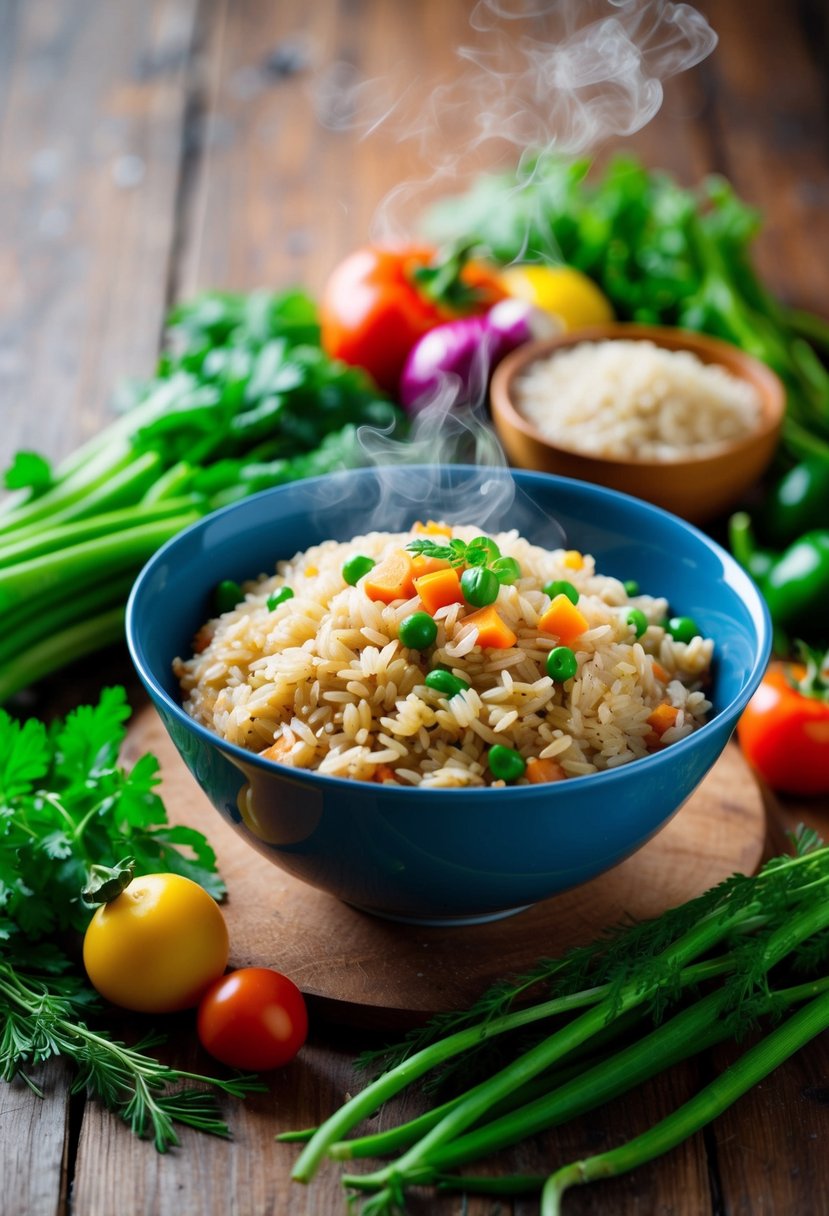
[4,450,54,492]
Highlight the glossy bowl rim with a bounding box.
[489,323,786,471]
[126,465,772,800]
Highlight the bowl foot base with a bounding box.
[345,901,532,927]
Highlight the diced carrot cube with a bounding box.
[652,663,670,683]
[525,757,566,783]
[192,623,214,653]
[372,764,399,784]
[411,553,453,579]
[462,604,517,649]
[413,566,464,614]
[364,549,416,603]
[413,520,453,536]
[537,594,589,643]
[261,726,297,764]
[646,703,680,736]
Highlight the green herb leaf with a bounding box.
[4,450,53,493]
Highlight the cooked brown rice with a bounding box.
[174,525,714,788]
[513,339,761,459]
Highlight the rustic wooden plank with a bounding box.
[176,0,479,300]
[707,1034,829,1215]
[0,1061,71,1216]
[0,0,200,470]
[691,0,829,313]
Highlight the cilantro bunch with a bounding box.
[0,290,403,703]
[0,687,263,1151]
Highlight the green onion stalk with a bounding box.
[286,839,829,1214]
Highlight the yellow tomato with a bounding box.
[499,264,614,331]
[83,873,229,1013]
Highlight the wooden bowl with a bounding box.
[489,324,786,524]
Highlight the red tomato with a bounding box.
[320,245,504,395]
[737,661,829,795]
[197,967,308,1070]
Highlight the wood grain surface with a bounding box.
[126,705,767,1027]
[2,1,828,1214]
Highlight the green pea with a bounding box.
[488,744,527,782]
[543,579,579,605]
[399,611,438,650]
[626,608,648,638]
[624,579,640,597]
[343,554,376,585]
[461,566,500,608]
[665,615,700,644]
[424,669,470,698]
[546,645,578,682]
[214,579,243,614]
[267,586,295,611]
[491,556,522,585]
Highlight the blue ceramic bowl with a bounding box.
[126,465,770,925]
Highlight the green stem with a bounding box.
[0,572,135,665]
[0,510,200,612]
[293,908,757,1185]
[0,496,199,569]
[781,414,829,464]
[341,908,760,1194]
[423,972,829,1188]
[330,961,732,1163]
[141,460,195,504]
[541,987,829,1216]
[0,451,167,546]
[291,982,617,1183]
[0,446,136,535]
[0,606,126,703]
[341,896,829,1198]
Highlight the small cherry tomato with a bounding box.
[197,967,308,1071]
[737,654,829,796]
[82,873,229,1013]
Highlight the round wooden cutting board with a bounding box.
[125,706,767,1029]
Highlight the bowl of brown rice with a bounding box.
[126,465,771,924]
[489,324,785,523]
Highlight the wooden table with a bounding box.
[2,1,828,1212]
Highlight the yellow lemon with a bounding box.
[500,265,614,332]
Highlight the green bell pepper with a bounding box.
[761,458,829,547]
[730,512,829,646]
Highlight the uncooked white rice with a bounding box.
[513,339,760,460]
[174,525,714,788]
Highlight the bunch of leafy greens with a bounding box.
[0,686,263,1151]
[425,153,829,464]
[286,829,829,1213]
[0,290,403,703]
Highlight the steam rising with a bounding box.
[312,0,717,237]
[307,1,717,539]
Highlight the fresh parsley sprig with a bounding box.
[406,535,521,584]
